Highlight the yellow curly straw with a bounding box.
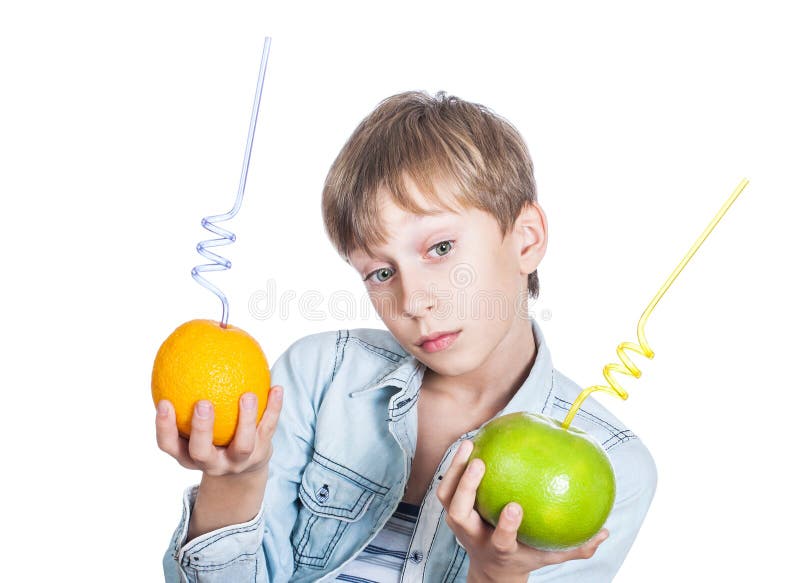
[560,178,750,430]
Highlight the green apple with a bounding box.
[468,411,616,550]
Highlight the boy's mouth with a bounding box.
[415,330,461,353]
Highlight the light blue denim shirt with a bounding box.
[163,317,657,582]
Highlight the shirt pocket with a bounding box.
[291,458,378,570]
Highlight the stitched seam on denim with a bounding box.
[389,371,413,402]
[390,392,418,410]
[603,429,637,448]
[394,361,422,403]
[299,483,372,516]
[174,517,185,559]
[450,547,467,582]
[173,512,186,559]
[602,429,636,446]
[408,362,424,386]
[186,522,260,554]
[351,337,405,361]
[444,546,467,583]
[344,330,350,352]
[404,416,414,458]
[395,489,426,582]
[293,516,315,563]
[331,331,342,386]
[174,486,199,559]
[551,400,638,451]
[191,552,258,571]
[606,434,639,452]
[604,437,630,451]
[312,452,386,493]
[294,518,348,567]
[324,520,349,560]
[552,398,621,435]
[311,450,390,493]
[390,392,419,414]
[293,513,316,561]
[340,330,350,371]
[355,337,406,360]
[291,514,312,566]
[390,395,419,425]
[354,341,397,362]
[441,545,459,583]
[426,502,456,582]
[186,523,258,553]
[553,395,621,433]
[553,395,622,434]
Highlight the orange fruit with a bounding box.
[151,319,271,446]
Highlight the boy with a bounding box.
[157,90,657,582]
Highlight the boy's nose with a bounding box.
[400,272,437,318]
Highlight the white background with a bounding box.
[2,1,798,581]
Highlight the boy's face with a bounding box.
[347,176,546,377]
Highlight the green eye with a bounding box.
[432,240,453,256]
[370,267,394,283]
[365,241,453,284]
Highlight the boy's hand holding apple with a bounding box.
[437,439,609,582]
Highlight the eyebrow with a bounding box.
[357,216,457,263]
[408,208,451,220]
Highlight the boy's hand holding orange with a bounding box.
[155,385,283,477]
[152,319,283,477]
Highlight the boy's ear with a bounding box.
[516,201,548,274]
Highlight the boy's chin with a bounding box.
[416,349,477,377]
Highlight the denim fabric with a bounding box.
[162,317,657,582]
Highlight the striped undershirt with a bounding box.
[334,501,421,583]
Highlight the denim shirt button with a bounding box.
[316,484,330,503]
[410,550,424,564]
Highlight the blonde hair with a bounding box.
[322,90,540,298]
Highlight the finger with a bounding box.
[446,457,486,535]
[257,385,284,441]
[155,400,196,468]
[155,399,179,453]
[490,502,522,554]
[436,440,474,510]
[228,392,260,460]
[541,529,609,565]
[573,529,608,560]
[187,400,217,464]
[584,529,610,556]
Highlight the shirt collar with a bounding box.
[498,317,555,417]
[350,317,555,416]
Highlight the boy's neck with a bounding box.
[421,315,537,414]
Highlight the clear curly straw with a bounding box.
[561,178,750,429]
[191,37,272,328]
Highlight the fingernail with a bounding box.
[469,458,484,475]
[196,401,211,418]
[505,503,521,519]
[271,386,283,400]
[242,393,257,410]
[157,401,169,417]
